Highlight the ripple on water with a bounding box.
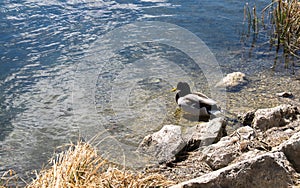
[0,0,299,185]
[0,0,180,181]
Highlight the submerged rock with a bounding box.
[215,72,248,91]
[171,152,294,188]
[137,125,185,163]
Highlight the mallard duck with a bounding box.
[172,82,220,121]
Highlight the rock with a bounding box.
[252,105,299,131]
[146,153,213,183]
[183,117,227,151]
[215,72,248,91]
[199,135,241,170]
[279,131,300,173]
[199,126,260,170]
[147,106,300,187]
[137,125,185,163]
[276,91,294,98]
[171,152,294,188]
[236,126,256,140]
[238,110,256,126]
[231,149,266,164]
[262,120,300,148]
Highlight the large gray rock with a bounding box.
[199,126,256,170]
[262,120,300,148]
[137,125,185,163]
[215,72,248,91]
[279,131,300,173]
[231,149,266,164]
[171,152,294,188]
[252,105,299,131]
[183,117,226,150]
[199,136,240,170]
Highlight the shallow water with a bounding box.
[0,0,299,183]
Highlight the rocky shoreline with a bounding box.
[21,103,300,188]
[143,104,300,187]
[2,72,299,187]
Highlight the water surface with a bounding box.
[0,0,299,184]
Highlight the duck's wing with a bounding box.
[179,95,199,108]
[182,94,217,107]
[188,93,217,106]
[178,93,219,116]
[192,92,210,99]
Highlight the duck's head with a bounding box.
[171,82,191,94]
[171,82,192,103]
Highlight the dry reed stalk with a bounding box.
[0,169,23,188]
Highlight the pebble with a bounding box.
[276,92,293,98]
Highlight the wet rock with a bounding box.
[276,91,294,98]
[183,117,227,150]
[252,105,299,131]
[279,131,300,173]
[137,125,185,163]
[171,152,294,188]
[215,72,248,91]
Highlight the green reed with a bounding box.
[268,0,299,54]
[245,0,300,66]
[244,3,259,34]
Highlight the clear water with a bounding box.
[0,0,299,184]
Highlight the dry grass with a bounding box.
[0,170,22,188]
[1,142,175,188]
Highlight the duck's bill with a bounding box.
[171,87,177,92]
